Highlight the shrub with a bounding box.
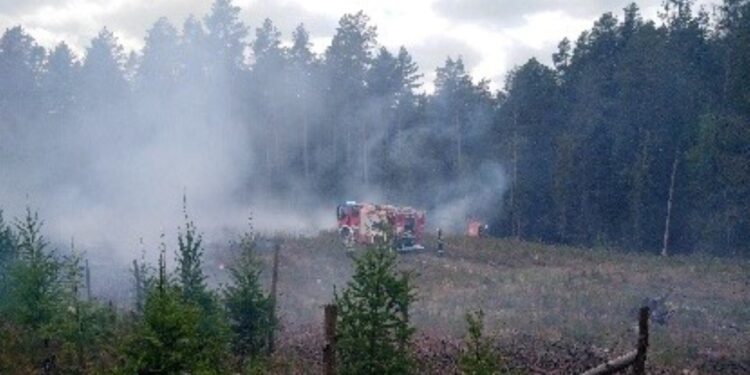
[174,205,230,370]
[223,231,273,366]
[126,215,230,374]
[0,210,18,310]
[459,309,501,375]
[6,209,62,333]
[56,248,119,372]
[176,204,211,308]
[335,247,415,374]
[125,247,211,373]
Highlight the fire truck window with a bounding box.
[337,206,344,220]
[405,217,415,231]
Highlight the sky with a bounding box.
[0,0,722,91]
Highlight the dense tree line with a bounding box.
[497,0,750,255]
[0,0,747,254]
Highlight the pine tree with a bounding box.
[250,18,287,179]
[41,42,79,118]
[2,209,63,370]
[498,59,560,241]
[181,15,209,85]
[126,244,207,373]
[324,11,378,182]
[223,229,273,367]
[7,208,62,331]
[131,244,152,315]
[0,26,45,124]
[137,17,181,96]
[56,245,117,372]
[458,309,502,375]
[173,200,230,369]
[335,247,415,374]
[0,210,17,309]
[175,204,208,306]
[288,23,318,180]
[204,0,248,73]
[80,27,128,109]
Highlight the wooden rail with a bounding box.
[582,306,649,375]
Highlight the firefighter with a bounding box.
[478,223,489,238]
[437,228,444,255]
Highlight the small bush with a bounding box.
[459,309,501,375]
[223,231,274,366]
[6,209,63,332]
[125,248,214,373]
[335,246,416,374]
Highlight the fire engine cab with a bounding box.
[336,201,426,251]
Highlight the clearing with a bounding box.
[207,233,750,373]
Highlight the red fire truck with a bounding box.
[336,201,426,251]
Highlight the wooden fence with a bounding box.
[581,306,650,375]
[321,305,650,375]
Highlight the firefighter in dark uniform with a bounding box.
[437,228,444,255]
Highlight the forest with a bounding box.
[1,0,749,373]
[1,0,749,255]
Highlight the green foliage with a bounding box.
[126,248,210,373]
[3,0,750,257]
[56,248,119,372]
[335,247,415,374]
[223,231,273,363]
[175,202,231,368]
[6,208,62,332]
[0,210,17,307]
[131,247,153,315]
[125,243,227,373]
[0,209,124,372]
[176,202,210,308]
[459,309,501,375]
[126,213,230,374]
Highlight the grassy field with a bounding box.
[209,232,750,373]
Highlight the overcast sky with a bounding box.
[0,0,721,91]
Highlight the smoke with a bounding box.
[0,10,509,267]
[430,162,507,233]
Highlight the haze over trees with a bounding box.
[0,0,748,255]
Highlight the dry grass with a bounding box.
[213,232,750,373]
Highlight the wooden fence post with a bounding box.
[633,306,650,375]
[323,304,338,375]
[581,305,651,375]
[267,240,280,355]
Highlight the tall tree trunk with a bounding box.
[661,152,680,257]
[456,114,463,176]
[273,115,280,171]
[303,111,309,180]
[631,131,651,248]
[265,146,271,177]
[346,113,352,170]
[85,258,91,301]
[363,119,369,184]
[331,111,338,169]
[395,109,402,157]
[510,111,520,239]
